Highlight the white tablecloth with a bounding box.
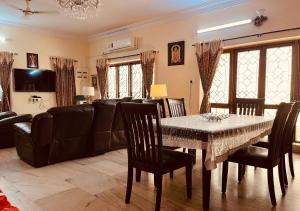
[160,114,274,170]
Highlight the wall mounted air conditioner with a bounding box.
[103,37,138,54]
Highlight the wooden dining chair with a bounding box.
[234,98,265,116]
[255,102,300,186]
[234,98,265,181]
[143,98,176,179]
[143,99,166,118]
[120,102,193,211]
[166,98,187,117]
[222,102,294,206]
[166,98,196,164]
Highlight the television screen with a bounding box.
[14,69,56,92]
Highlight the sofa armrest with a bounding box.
[0,114,32,127]
[0,112,17,120]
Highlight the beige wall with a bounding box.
[2,0,300,115]
[88,0,300,114]
[0,25,88,114]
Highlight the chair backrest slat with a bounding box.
[235,98,265,116]
[121,103,162,165]
[141,113,151,162]
[166,98,187,117]
[136,113,146,161]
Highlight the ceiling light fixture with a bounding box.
[197,19,252,34]
[56,0,102,20]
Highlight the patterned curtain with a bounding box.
[141,51,156,98]
[195,40,224,113]
[50,57,76,106]
[96,58,108,99]
[0,52,14,112]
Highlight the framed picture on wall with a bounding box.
[168,41,185,66]
[91,74,98,89]
[27,53,39,69]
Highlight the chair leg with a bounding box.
[242,165,246,176]
[125,166,133,204]
[155,174,163,211]
[192,149,197,164]
[289,148,295,178]
[238,164,244,183]
[282,155,288,186]
[183,148,186,153]
[170,171,174,179]
[186,162,192,199]
[278,159,286,195]
[136,169,141,182]
[154,174,158,187]
[222,161,228,193]
[267,168,277,206]
[188,149,196,164]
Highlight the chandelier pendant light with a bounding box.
[56,0,102,20]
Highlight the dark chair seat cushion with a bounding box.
[228,146,269,168]
[162,149,194,165]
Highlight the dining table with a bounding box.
[159,114,274,210]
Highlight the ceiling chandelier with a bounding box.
[56,0,102,20]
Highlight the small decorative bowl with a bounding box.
[201,113,230,121]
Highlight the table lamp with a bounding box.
[82,86,95,103]
[150,84,168,99]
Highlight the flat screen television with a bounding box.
[14,69,56,92]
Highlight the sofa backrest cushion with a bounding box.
[47,105,94,163]
[90,101,116,155]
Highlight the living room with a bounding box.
[1,0,300,210]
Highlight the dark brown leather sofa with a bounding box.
[90,98,143,156]
[13,105,94,167]
[0,112,32,148]
[13,98,143,167]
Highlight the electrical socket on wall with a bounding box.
[30,96,42,103]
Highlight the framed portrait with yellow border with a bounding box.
[168,41,185,66]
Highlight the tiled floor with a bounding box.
[1,148,300,211]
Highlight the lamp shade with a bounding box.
[81,86,95,96]
[150,84,168,98]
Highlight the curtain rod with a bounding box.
[192,27,300,46]
[105,50,159,60]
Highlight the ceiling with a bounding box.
[0,0,249,38]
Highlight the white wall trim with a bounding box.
[88,0,250,41]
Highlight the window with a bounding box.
[210,41,297,139]
[211,53,230,104]
[236,50,260,98]
[107,67,116,99]
[265,46,292,104]
[107,62,144,99]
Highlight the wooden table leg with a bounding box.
[202,149,211,210]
